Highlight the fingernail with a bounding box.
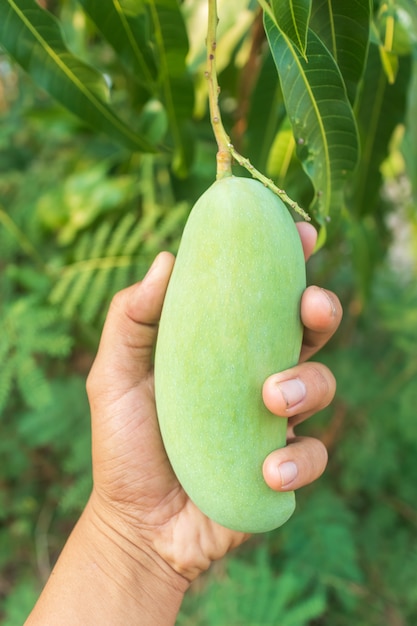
[142,254,161,282]
[278,461,298,488]
[277,378,306,408]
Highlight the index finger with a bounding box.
[299,286,343,362]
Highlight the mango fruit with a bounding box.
[154,176,306,533]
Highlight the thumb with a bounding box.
[87,252,175,400]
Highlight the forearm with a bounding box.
[26,498,189,626]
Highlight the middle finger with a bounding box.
[262,361,336,428]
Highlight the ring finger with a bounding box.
[262,361,336,429]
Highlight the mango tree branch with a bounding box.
[228,147,311,221]
[206,0,310,220]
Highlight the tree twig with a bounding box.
[205,0,310,220]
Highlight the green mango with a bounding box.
[154,176,306,533]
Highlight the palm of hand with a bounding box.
[90,365,249,581]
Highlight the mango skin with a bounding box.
[154,176,306,533]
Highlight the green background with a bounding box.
[1,1,417,624]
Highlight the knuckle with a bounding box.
[309,363,336,406]
[299,438,328,479]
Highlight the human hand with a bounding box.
[85,223,342,586]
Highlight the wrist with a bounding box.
[27,494,189,626]
[88,488,224,583]
[83,494,190,619]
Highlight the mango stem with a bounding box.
[206,0,310,220]
[206,0,232,179]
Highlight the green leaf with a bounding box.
[148,0,195,177]
[375,0,417,57]
[179,545,326,624]
[345,216,385,305]
[264,12,359,237]
[346,44,412,217]
[0,297,72,410]
[281,489,363,609]
[271,0,312,58]
[78,0,157,89]
[266,116,296,182]
[0,0,155,153]
[310,0,371,104]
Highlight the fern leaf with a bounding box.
[106,212,137,256]
[61,265,96,319]
[82,219,114,259]
[49,203,188,324]
[280,487,362,610]
[81,266,113,322]
[182,545,327,625]
[0,298,72,411]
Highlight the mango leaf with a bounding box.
[0,0,155,153]
[345,216,385,305]
[378,44,400,85]
[309,0,371,104]
[266,116,296,182]
[78,0,157,90]
[375,0,417,57]
[270,0,312,58]
[346,43,412,217]
[148,0,195,177]
[264,12,359,238]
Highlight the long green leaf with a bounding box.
[78,0,157,90]
[374,0,417,57]
[266,117,296,182]
[347,43,412,217]
[0,0,155,153]
[271,0,312,58]
[264,12,359,237]
[310,0,371,104]
[148,0,195,177]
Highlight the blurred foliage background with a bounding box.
[1,0,417,624]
